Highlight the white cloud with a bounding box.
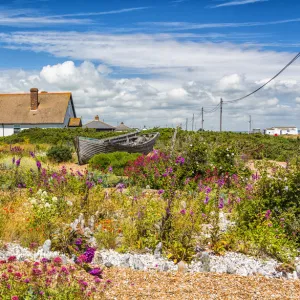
[296,97,300,103]
[211,0,268,8]
[0,60,299,131]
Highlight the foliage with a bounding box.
[0,257,106,299]
[46,146,72,163]
[89,152,140,176]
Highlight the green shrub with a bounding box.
[47,145,73,163]
[89,152,140,175]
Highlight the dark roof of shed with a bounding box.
[83,120,115,130]
[115,122,131,131]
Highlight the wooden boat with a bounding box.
[75,131,159,165]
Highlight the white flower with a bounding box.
[284,177,287,181]
[37,189,43,195]
[52,197,58,202]
[284,186,289,191]
[226,154,230,157]
[30,199,37,205]
[42,191,48,197]
[231,153,234,156]
[67,201,73,206]
[44,203,51,208]
[190,144,193,147]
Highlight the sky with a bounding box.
[0,0,300,131]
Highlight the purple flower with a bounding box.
[205,187,212,194]
[108,166,113,172]
[29,151,35,158]
[218,198,224,209]
[98,178,103,184]
[175,156,185,165]
[204,196,209,205]
[41,258,49,264]
[15,158,21,167]
[180,209,186,215]
[86,181,94,189]
[162,173,168,177]
[158,189,164,195]
[36,161,42,170]
[190,210,194,216]
[265,210,271,219]
[89,268,103,277]
[75,238,82,246]
[84,247,96,263]
[116,183,125,192]
[236,197,241,203]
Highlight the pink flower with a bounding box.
[8,256,16,262]
[11,296,19,300]
[53,257,63,266]
[180,209,186,215]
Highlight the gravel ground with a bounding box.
[103,268,300,300]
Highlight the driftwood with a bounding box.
[75,131,160,165]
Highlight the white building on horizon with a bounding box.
[264,126,298,136]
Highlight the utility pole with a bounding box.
[248,115,252,134]
[186,118,188,131]
[192,114,195,131]
[220,98,223,132]
[201,107,204,131]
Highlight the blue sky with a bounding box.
[0,0,300,130]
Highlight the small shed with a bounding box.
[68,118,82,127]
[115,122,131,132]
[83,115,115,132]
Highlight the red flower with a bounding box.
[8,256,16,262]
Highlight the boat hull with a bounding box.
[75,132,159,165]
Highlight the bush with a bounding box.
[89,152,140,176]
[47,145,73,163]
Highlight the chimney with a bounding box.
[30,88,39,110]
[95,115,99,121]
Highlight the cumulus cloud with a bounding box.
[0,60,299,131]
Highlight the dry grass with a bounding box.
[103,268,300,300]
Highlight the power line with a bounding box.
[225,52,300,104]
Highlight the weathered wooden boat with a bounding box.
[75,131,159,165]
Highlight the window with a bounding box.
[13,125,21,134]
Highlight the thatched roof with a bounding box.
[115,122,131,131]
[0,92,76,124]
[68,118,82,127]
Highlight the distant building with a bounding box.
[115,122,131,132]
[0,88,77,137]
[83,115,115,132]
[264,126,298,136]
[252,128,261,134]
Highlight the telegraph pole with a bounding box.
[201,107,204,131]
[192,114,195,131]
[248,115,252,134]
[220,98,223,132]
[186,118,188,131]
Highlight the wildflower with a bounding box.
[265,210,271,220]
[89,268,103,277]
[30,199,37,205]
[14,272,22,279]
[84,247,96,263]
[42,191,48,197]
[32,268,42,276]
[52,196,58,202]
[53,257,63,266]
[12,157,15,164]
[24,278,30,283]
[30,151,35,158]
[16,158,21,167]
[98,178,103,184]
[205,187,212,194]
[94,277,101,283]
[8,256,16,262]
[11,296,19,300]
[67,200,73,206]
[108,166,113,172]
[204,196,209,205]
[106,279,112,284]
[284,186,289,191]
[86,181,94,189]
[41,258,49,264]
[190,210,194,216]
[116,183,125,192]
[44,202,51,208]
[75,238,82,246]
[76,254,88,264]
[175,156,185,165]
[158,189,164,195]
[218,198,224,209]
[60,266,70,275]
[180,209,186,215]
[236,197,241,203]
